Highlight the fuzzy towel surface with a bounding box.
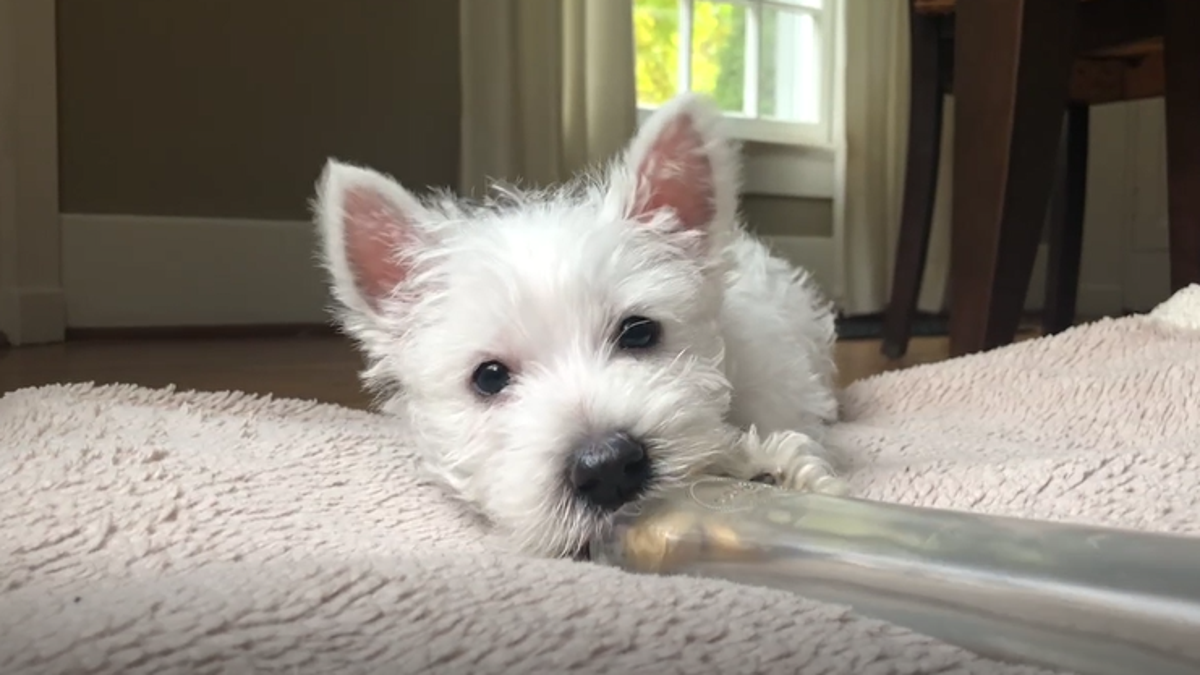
[4,287,1200,675]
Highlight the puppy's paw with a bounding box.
[741,428,848,497]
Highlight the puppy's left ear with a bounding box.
[611,93,740,251]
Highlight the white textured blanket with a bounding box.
[3,286,1200,674]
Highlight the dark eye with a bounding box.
[471,360,511,397]
[616,316,661,350]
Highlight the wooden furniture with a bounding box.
[881,0,1200,358]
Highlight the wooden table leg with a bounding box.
[948,0,1078,357]
[881,7,946,359]
[1043,104,1089,335]
[1164,0,1200,291]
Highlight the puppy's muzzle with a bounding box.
[569,430,651,511]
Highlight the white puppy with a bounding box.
[313,93,845,558]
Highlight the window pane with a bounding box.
[758,7,820,124]
[691,1,746,115]
[634,0,682,107]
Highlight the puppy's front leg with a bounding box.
[709,427,848,496]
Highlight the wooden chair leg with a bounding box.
[1043,104,1089,335]
[881,6,945,359]
[1164,0,1200,291]
[948,0,1077,357]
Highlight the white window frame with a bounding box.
[635,0,838,150]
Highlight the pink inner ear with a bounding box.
[343,185,412,307]
[635,114,716,231]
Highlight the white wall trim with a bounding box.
[741,142,835,200]
[636,107,836,200]
[767,235,1124,318]
[0,0,64,344]
[1119,99,1171,313]
[1123,249,1170,313]
[763,234,838,298]
[1024,243,1124,318]
[63,216,1126,331]
[62,214,333,328]
[66,218,842,330]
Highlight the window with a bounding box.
[633,0,835,148]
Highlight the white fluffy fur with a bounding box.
[312,93,844,557]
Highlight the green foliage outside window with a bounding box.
[634,0,780,116]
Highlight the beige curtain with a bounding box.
[459,0,638,195]
[832,0,953,316]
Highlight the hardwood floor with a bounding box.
[0,333,960,408]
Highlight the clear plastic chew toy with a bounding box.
[588,477,1200,675]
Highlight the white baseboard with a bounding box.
[0,286,65,344]
[741,144,836,200]
[60,215,1128,330]
[762,235,838,295]
[636,108,836,200]
[63,218,844,329]
[62,213,332,328]
[1026,243,1125,317]
[1123,249,1172,313]
[766,237,1126,319]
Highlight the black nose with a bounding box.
[568,431,651,510]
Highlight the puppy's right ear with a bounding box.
[312,160,431,325]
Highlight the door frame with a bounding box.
[0,0,62,345]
